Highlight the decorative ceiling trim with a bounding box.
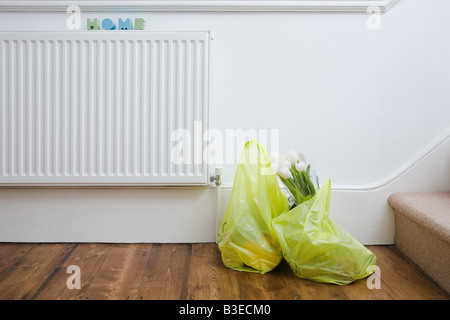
[0,0,401,13]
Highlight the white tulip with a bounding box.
[285,151,299,164]
[270,161,279,174]
[278,166,292,179]
[298,152,306,164]
[280,159,291,169]
[295,161,306,173]
[270,153,280,174]
[270,153,280,165]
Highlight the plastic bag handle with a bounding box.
[239,139,272,173]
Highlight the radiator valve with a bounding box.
[210,167,223,187]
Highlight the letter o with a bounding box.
[102,18,116,30]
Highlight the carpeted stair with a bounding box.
[388,192,450,294]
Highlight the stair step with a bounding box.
[389,192,450,243]
[388,192,450,294]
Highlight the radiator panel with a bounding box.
[0,32,210,185]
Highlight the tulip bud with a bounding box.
[298,152,306,164]
[270,161,279,174]
[285,151,299,164]
[270,153,280,165]
[278,166,292,179]
[295,161,306,173]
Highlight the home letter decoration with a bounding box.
[118,18,132,30]
[134,18,145,30]
[87,18,100,30]
[102,18,116,30]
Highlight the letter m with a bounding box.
[118,18,132,30]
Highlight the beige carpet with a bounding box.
[388,192,450,294]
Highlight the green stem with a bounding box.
[280,176,304,205]
[298,171,309,194]
[301,171,316,196]
[290,166,306,194]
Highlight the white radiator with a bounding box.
[0,32,210,186]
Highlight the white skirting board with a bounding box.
[0,187,219,243]
[0,132,449,244]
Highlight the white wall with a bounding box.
[0,0,449,244]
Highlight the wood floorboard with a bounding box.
[138,243,191,300]
[369,245,449,300]
[32,243,110,300]
[0,243,35,275]
[112,244,152,300]
[278,260,348,300]
[0,243,76,300]
[0,243,448,300]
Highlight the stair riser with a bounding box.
[394,211,450,294]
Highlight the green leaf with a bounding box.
[279,176,304,205]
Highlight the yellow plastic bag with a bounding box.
[217,140,290,274]
[272,179,376,285]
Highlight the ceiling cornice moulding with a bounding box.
[0,0,401,13]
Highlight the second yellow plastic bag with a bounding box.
[272,179,377,285]
[217,140,290,274]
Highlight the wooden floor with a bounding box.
[0,243,448,300]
